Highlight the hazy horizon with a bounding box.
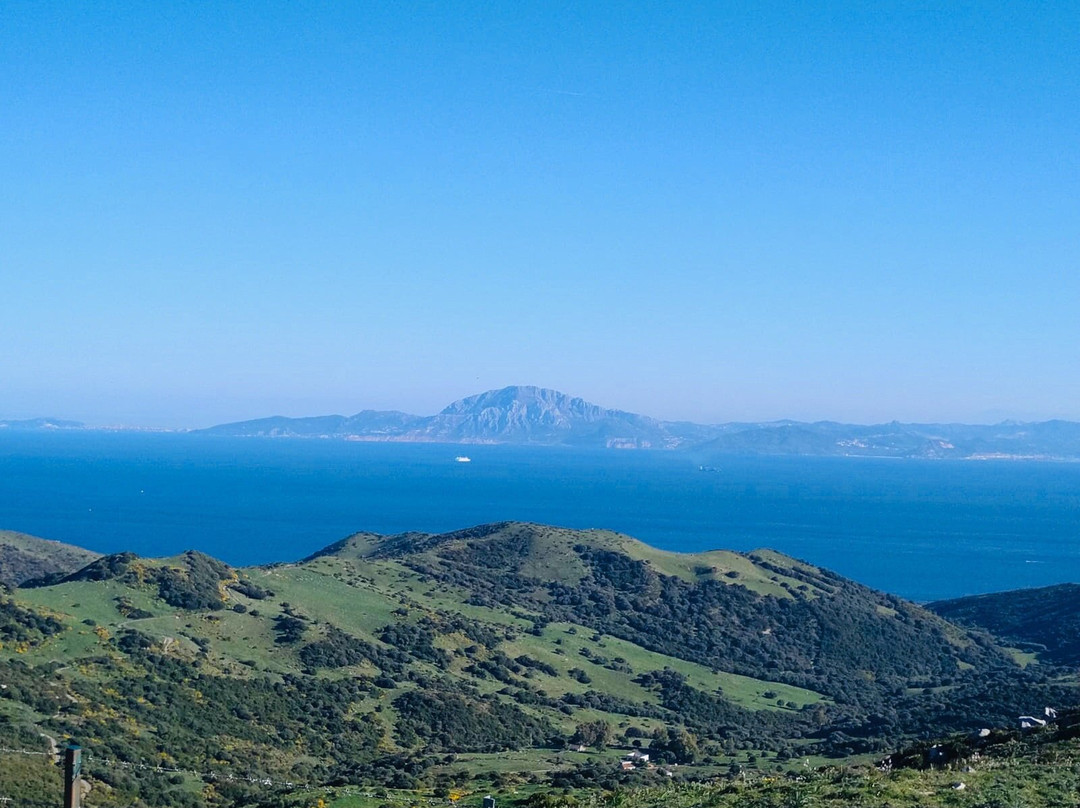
[4,381,1079,432]
[4,4,1078,428]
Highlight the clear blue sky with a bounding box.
[3,2,1078,427]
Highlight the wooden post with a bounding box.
[63,744,82,808]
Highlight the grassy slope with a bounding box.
[0,530,101,587]
[501,623,822,711]
[359,523,1003,686]
[327,523,824,597]
[12,549,822,712]
[2,526,838,802]
[0,521,1063,807]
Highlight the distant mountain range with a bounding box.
[196,385,1080,459]
[197,386,717,449]
[8,386,1080,459]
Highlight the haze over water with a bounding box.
[2,431,1078,602]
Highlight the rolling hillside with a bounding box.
[1,523,1076,808]
[929,583,1080,666]
[0,530,101,588]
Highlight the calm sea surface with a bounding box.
[1,431,1078,602]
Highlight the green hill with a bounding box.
[0,529,100,588]
[929,583,1080,666]
[1,523,1076,808]
[316,522,1005,701]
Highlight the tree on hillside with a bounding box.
[571,720,613,749]
[650,727,699,764]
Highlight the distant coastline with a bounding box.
[9,385,1080,461]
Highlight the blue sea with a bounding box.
[1,431,1078,602]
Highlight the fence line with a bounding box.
[0,746,52,757]
[84,754,299,789]
[0,745,303,790]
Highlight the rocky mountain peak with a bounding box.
[437,386,616,437]
[440,386,607,419]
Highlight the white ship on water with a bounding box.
[454,456,471,463]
